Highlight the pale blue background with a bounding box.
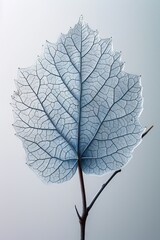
[0,0,159,240]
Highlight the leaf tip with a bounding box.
[109,37,113,44]
[79,15,84,24]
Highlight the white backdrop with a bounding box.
[0,1,159,240]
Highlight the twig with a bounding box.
[142,125,153,138]
[87,169,121,212]
[87,124,153,212]
[75,205,81,219]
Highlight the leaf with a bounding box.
[12,17,143,183]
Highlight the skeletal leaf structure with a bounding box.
[12,17,143,183]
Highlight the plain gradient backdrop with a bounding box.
[0,0,159,240]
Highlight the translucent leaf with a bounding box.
[12,17,143,183]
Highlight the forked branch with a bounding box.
[77,125,153,240]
